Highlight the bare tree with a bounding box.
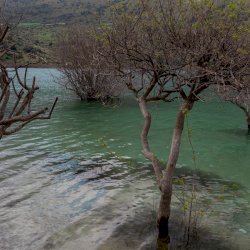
[101,0,250,245]
[0,24,58,139]
[57,25,123,102]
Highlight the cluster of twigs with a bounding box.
[0,25,58,139]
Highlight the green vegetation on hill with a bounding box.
[6,0,114,24]
[5,23,60,65]
[4,0,121,65]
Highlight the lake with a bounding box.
[0,68,249,250]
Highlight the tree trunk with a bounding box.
[138,97,164,186]
[157,100,194,242]
[138,97,194,248]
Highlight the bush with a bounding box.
[56,25,122,102]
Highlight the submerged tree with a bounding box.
[57,25,123,102]
[100,0,250,246]
[0,24,58,139]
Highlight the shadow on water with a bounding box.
[45,155,153,186]
[174,166,245,192]
[97,167,249,250]
[46,153,247,192]
[218,128,250,138]
[96,207,241,250]
[42,156,249,250]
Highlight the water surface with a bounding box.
[0,69,249,250]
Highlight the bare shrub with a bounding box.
[0,22,57,139]
[57,25,123,102]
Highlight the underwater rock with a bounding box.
[239,229,247,234]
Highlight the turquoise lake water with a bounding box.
[0,69,249,250]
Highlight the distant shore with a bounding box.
[5,62,58,69]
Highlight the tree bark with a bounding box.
[138,97,194,246]
[157,100,194,240]
[138,97,163,186]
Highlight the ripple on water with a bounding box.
[1,69,250,250]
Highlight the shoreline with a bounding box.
[5,62,58,69]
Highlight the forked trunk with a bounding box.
[157,101,194,245]
[138,97,194,248]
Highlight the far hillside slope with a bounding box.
[5,0,117,24]
[3,0,122,65]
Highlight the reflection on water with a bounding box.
[0,69,250,250]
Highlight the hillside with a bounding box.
[6,0,111,24]
[4,0,119,65]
